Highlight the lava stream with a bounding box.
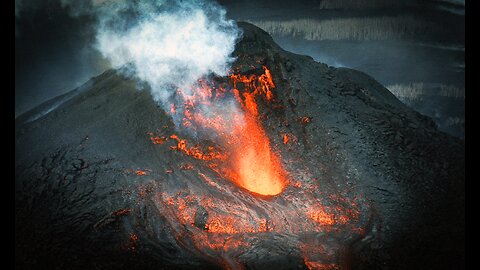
[171,66,287,196]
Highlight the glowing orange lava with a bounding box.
[222,114,287,195]
[147,132,167,144]
[135,170,148,176]
[282,133,290,144]
[308,209,335,226]
[170,66,288,196]
[143,66,366,269]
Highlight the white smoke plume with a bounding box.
[16,0,243,133]
[93,0,241,105]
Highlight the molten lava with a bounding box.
[144,64,367,270]
[224,115,286,195]
[147,132,167,144]
[169,66,288,196]
[135,170,148,176]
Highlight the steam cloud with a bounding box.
[93,0,241,105]
[15,0,241,121]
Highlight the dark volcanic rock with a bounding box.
[15,22,464,270]
[194,205,209,230]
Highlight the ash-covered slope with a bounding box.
[15,22,464,270]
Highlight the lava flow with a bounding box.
[146,65,366,269]
[170,66,288,196]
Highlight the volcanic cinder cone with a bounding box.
[15,22,464,270]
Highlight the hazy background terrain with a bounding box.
[15,0,465,138]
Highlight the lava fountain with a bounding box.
[170,66,288,196]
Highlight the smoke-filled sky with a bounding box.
[15,0,465,125]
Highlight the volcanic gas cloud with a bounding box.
[169,66,287,196]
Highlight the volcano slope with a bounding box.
[15,22,464,270]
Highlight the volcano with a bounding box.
[15,22,464,270]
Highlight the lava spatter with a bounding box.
[168,66,288,196]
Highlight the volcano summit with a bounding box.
[15,22,464,270]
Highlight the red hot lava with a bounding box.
[170,66,288,196]
[145,65,366,269]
